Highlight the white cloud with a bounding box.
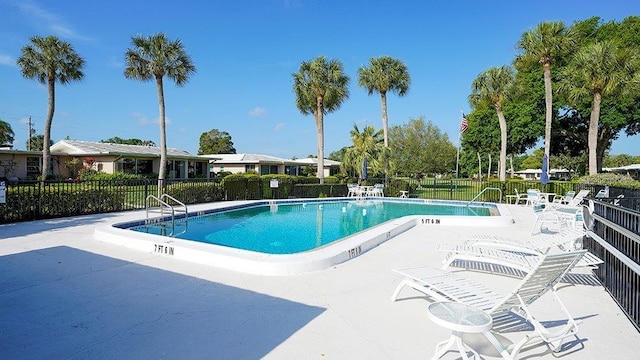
[274,123,285,131]
[248,106,266,117]
[14,0,89,41]
[134,112,172,126]
[107,56,123,68]
[0,54,15,66]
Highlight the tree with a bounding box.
[0,119,14,147]
[559,40,638,174]
[26,134,53,151]
[517,21,574,162]
[469,66,515,181]
[124,33,196,190]
[17,35,85,180]
[100,137,156,146]
[342,125,385,181]
[357,56,410,148]
[389,117,456,177]
[198,129,236,154]
[292,56,349,184]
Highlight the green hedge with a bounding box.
[0,185,126,222]
[165,182,224,204]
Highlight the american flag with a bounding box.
[460,115,468,133]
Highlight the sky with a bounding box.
[1,0,639,159]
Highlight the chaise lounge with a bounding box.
[391,250,588,359]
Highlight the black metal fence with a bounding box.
[0,179,224,224]
[3,177,639,224]
[585,199,640,331]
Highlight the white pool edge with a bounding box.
[94,199,515,276]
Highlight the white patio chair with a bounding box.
[347,183,358,197]
[553,190,576,205]
[505,188,527,205]
[368,183,384,197]
[391,250,587,359]
[525,189,540,206]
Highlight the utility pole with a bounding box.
[27,116,33,151]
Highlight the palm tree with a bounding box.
[517,21,574,161]
[16,35,85,180]
[469,66,515,181]
[124,33,196,192]
[342,125,385,182]
[559,41,638,175]
[293,56,349,184]
[357,56,411,148]
[0,119,14,147]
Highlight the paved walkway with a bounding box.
[1,203,638,359]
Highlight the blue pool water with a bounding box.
[129,199,492,254]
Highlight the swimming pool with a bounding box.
[129,199,492,254]
[95,198,514,275]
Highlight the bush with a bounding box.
[577,173,640,189]
[166,182,223,204]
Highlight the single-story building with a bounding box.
[0,140,209,180]
[603,164,640,180]
[202,153,341,177]
[513,168,572,181]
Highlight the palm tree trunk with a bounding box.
[509,154,514,178]
[42,77,55,182]
[156,76,167,195]
[496,108,508,181]
[477,152,482,181]
[543,63,553,159]
[380,91,389,183]
[380,92,389,147]
[588,92,602,175]
[316,96,325,184]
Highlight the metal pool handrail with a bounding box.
[469,187,502,204]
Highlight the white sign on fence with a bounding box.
[0,181,6,204]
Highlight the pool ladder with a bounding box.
[145,194,188,236]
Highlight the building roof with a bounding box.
[50,140,201,159]
[514,168,570,174]
[603,164,640,172]
[291,157,341,166]
[206,154,340,167]
[204,153,289,164]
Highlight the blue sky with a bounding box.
[1,0,639,158]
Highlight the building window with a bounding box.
[116,158,153,175]
[188,161,207,178]
[245,164,255,173]
[167,160,185,179]
[26,157,40,178]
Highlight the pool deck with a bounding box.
[1,202,638,359]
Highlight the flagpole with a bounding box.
[455,109,464,178]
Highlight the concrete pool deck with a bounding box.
[1,202,638,359]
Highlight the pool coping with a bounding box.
[94,198,514,276]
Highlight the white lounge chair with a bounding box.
[392,250,587,359]
[440,220,603,272]
[460,227,586,253]
[562,189,590,208]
